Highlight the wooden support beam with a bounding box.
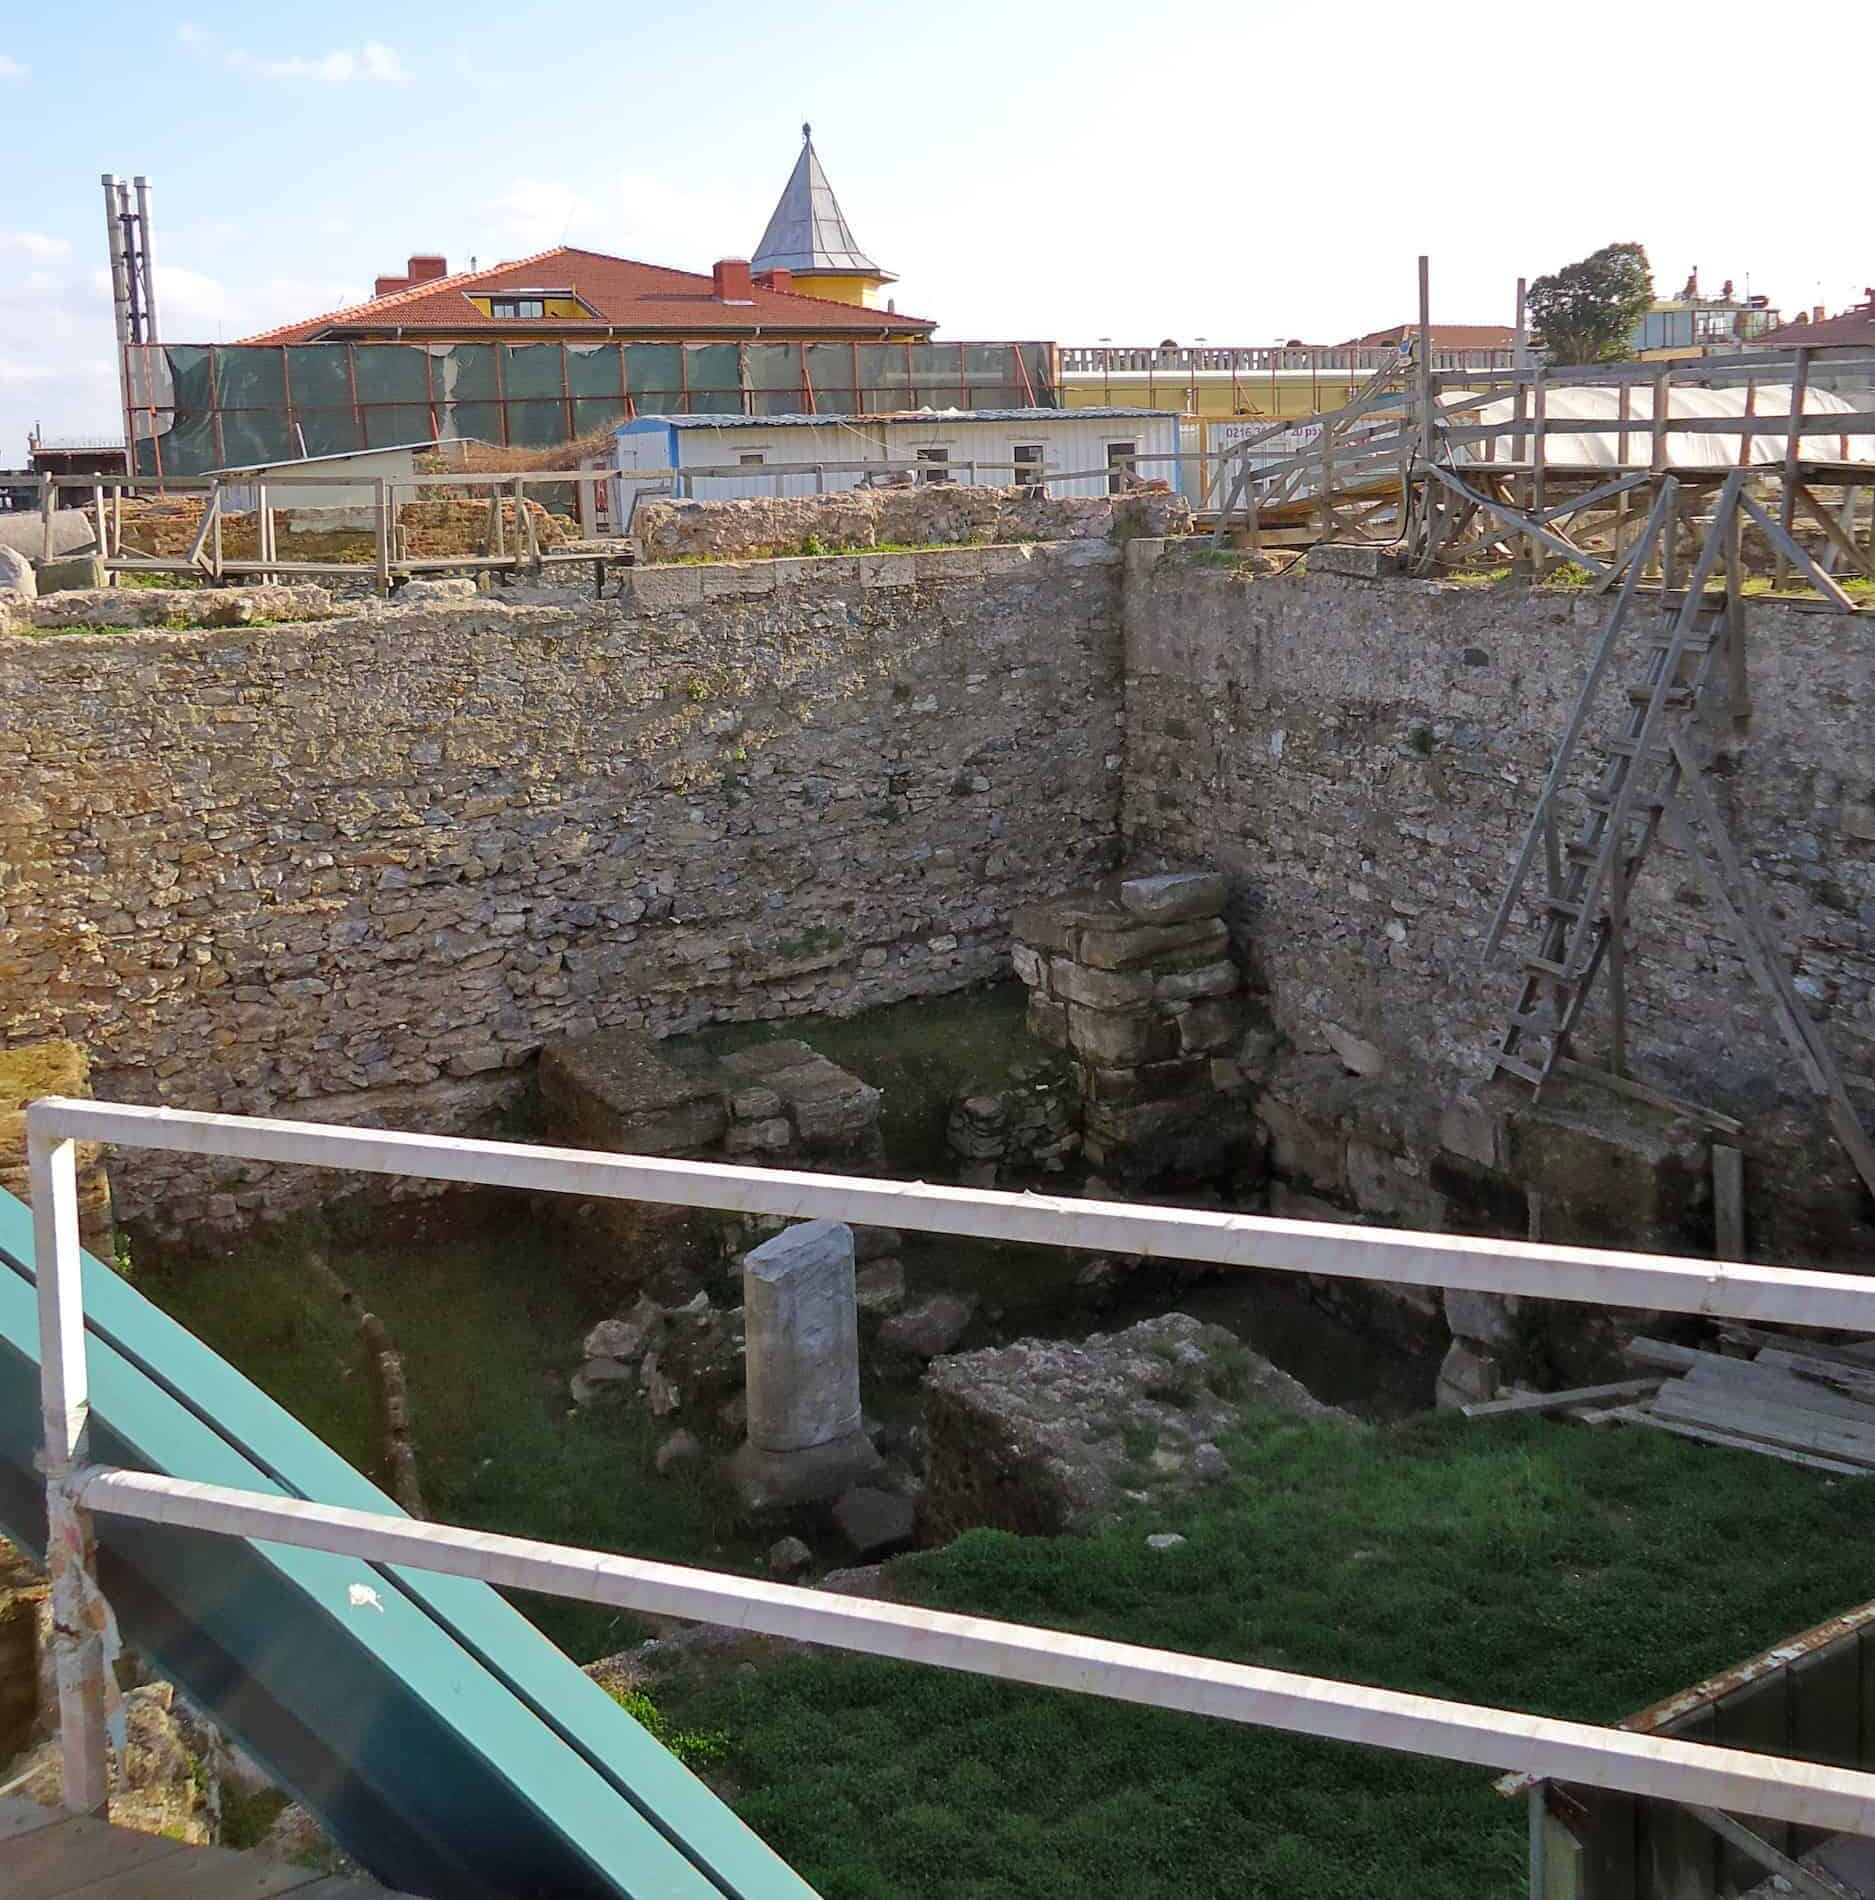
[1424,462,1611,578]
[1776,347,1811,588]
[1738,490,1857,609]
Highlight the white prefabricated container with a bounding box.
[613,407,1180,525]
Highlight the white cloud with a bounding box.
[612,172,750,269]
[0,231,71,259]
[227,39,403,84]
[0,54,27,80]
[489,177,593,250]
[180,25,404,85]
[476,170,749,268]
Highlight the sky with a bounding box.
[2,0,1871,460]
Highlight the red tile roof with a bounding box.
[239,246,934,344]
[1751,305,1875,351]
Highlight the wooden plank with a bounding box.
[0,1798,63,1842]
[0,1812,188,1897]
[1652,1384,1875,1466]
[1714,1145,1745,1260]
[65,1840,324,1898]
[1460,1377,1663,1420]
[1717,1327,1875,1371]
[1680,1362,1875,1430]
[1626,1339,1875,1425]
[1607,1405,1868,1475]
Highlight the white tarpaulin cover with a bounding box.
[1449,384,1875,468]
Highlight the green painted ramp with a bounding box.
[0,1188,816,1900]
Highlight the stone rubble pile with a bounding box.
[922,1312,1353,1540]
[633,484,1193,564]
[541,1028,882,1174]
[1012,871,1255,1183]
[943,1052,1079,1187]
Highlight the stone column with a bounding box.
[729,1220,881,1510]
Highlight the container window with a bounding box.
[1106,440,1138,494]
[1013,444,1044,494]
[917,446,952,486]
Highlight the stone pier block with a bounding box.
[731,1220,881,1509]
[1118,871,1228,922]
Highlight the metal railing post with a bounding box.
[28,1112,113,1815]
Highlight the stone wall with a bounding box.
[634,485,1191,564]
[1121,544,1875,1259]
[0,541,1125,1226]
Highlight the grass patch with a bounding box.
[660,1407,1875,1899]
[137,1209,765,1660]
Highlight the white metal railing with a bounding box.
[25,1096,1875,1850]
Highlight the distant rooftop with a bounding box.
[751,125,892,282]
[625,406,1176,432]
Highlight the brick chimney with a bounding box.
[755,267,793,294]
[712,258,754,304]
[407,254,448,282]
[374,272,411,297]
[1814,304,1827,323]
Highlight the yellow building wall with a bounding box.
[1062,373,1366,421]
[464,295,590,320]
[787,273,888,309]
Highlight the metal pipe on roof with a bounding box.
[132,176,160,343]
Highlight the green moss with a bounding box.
[601,1684,730,1769]
[0,1040,88,1111]
[219,1782,290,1851]
[775,924,845,960]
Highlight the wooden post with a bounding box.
[1649,367,1673,582]
[1415,256,1433,465]
[374,478,392,596]
[1613,382,1633,561]
[1530,370,1548,578]
[1775,346,1810,589]
[40,472,55,561]
[1713,1146,1746,1262]
[211,490,223,580]
[256,480,270,585]
[1726,491,1749,731]
[1610,849,1629,1078]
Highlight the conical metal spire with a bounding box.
[751,125,891,279]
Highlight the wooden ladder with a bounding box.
[1482,470,1875,1201]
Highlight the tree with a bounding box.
[1526,242,1654,365]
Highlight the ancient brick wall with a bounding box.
[1120,544,1875,1244]
[0,541,1124,1226]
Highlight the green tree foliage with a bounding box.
[1528,241,1654,365]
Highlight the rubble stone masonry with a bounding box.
[2,530,1870,1250]
[1121,542,1875,1252]
[0,541,1125,1225]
